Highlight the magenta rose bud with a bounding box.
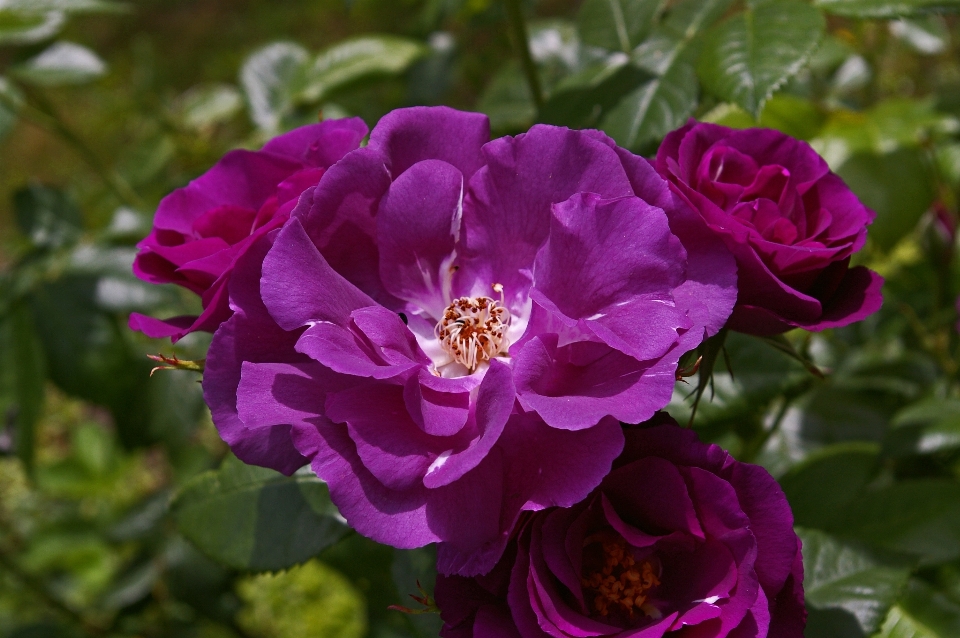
[435,421,805,638]
[203,107,738,569]
[129,117,368,341]
[655,121,884,336]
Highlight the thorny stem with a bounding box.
[504,0,544,111]
[0,87,144,210]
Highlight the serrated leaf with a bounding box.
[13,41,107,86]
[800,528,913,637]
[172,456,349,572]
[816,0,960,19]
[296,36,426,104]
[577,0,666,52]
[240,41,309,133]
[0,10,65,45]
[697,1,825,117]
[594,0,733,149]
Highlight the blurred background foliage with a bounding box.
[2,0,960,637]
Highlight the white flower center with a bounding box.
[434,285,510,373]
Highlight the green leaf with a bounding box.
[780,443,879,530]
[697,0,825,117]
[885,398,960,456]
[295,36,427,104]
[13,40,107,86]
[240,41,309,133]
[172,456,349,572]
[2,0,127,13]
[0,76,23,142]
[834,479,960,565]
[0,10,65,46]
[539,54,652,130]
[815,0,960,19]
[880,578,960,638]
[477,62,535,132]
[800,528,913,638]
[172,83,243,131]
[10,303,45,475]
[13,184,82,249]
[577,0,666,52]
[392,546,443,637]
[834,148,935,251]
[597,0,734,149]
[889,16,950,54]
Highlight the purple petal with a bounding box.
[602,457,705,538]
[457,125,635,308]
[261,218,377,330]
[262,117,369,167]
[377,159,462,316]
[367,106,490,179]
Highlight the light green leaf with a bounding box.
[577,0,666,52]
[889,16,950,54]
[595,0,734,149]
[240,41,309,133]
[13,41,107,86]
[801,528,913,637]
[0,10,64,45]
[697,0,825,117]
[172,456,350,572]
[296,36,427,104]
[172,83,243,131]
[816,0,960,19]
[877,580,960,638]
[2,0,127,13]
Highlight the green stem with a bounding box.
[504,0,544,111]
[741,397,791,464]
[0,87,144,210]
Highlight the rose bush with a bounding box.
[130,118,368,341]
[435,420,805,638]
[655,121,884,336]
[201,106,738,572]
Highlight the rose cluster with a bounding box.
[132,107,882,637]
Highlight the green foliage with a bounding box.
[697,0,825,117]
[172,455,350,573]
[2,0,960,636]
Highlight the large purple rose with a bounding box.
[436,422,806,638]
[130,117,368,341]
[203,107,737,572]
[656,121,883,336]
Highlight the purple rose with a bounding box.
[436,421,806,638]
[129,118,368,341]
[656,121,883,336]
[203,107,737,571]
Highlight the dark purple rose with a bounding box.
[129,118,368,341]
[656,121,884,336]
[436,422,806,638]
[203,107,737,571]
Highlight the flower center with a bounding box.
[434,286,510,372]
[580,536,661,620]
